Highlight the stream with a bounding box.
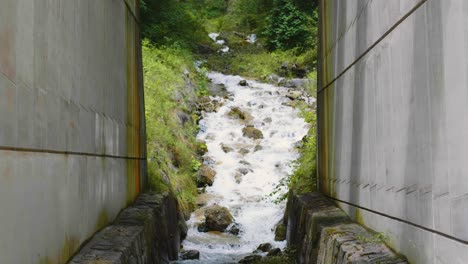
[174,71,310,263]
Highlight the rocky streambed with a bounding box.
[174,72,312,263]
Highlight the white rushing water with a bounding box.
[175,72,309,263]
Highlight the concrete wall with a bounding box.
[318,0,468,263]
[0,0,146,263]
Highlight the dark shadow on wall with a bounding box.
[333,0,346,199]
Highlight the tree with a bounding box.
[263,0,311,51]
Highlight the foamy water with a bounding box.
[174,72,310,263]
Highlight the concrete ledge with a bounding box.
[285,193,407,263]
[69,192,186,264]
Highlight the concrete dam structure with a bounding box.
[0,0,146,263]
[318,0,468,263]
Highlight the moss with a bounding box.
[96,210,109,230]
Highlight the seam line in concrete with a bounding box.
[318,0,428,94]
[324,194,468,246]
[122,0,141,24]
[0,146,146,160]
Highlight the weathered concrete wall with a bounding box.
[0,0,146,263]
[318,0,468,263]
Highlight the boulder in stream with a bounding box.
[239,79,248,86]
[221,143,234,153]
[181,250,200,260]
[203,205,234,232]
[286,90,303,100]
[242,126,264,139]
[228,223,241,236]
[227,107,253,122]
[196,165,216,187]
[257,243,273,252]
[239,148,250,155]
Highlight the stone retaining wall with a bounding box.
[285,193,407,263]
[69,192,186,264]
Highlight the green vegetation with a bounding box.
[264,0,311,51]
[140,0,210,49]
[143,40,205,214]
[140,0,319,214]
[290,105,317,194]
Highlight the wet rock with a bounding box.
[208,82,228,97]
[197,222,208,232]
[274,222,286,241]
[257,243,272,252]
[239,148,250,155]
[196,165,216,187]
[204,156,216,165]
[237,168,251,175]
[263,117,272,123]
[234,173,243,184]
[286,90,303,100]
[242,126,264,139]
[239,80,248,86]
[228,223,241,236]
[254,145,263,152]
[198,96,222,112]
[203,205,234,232]
[181,250,200,260]
[266,74,280,83]
[286,78,311,89]
[221,143,234,153]
[227,107,253,122]
[267,248,281,257]
[239,160,251,166]
[239,254,262,264]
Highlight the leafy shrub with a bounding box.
[263,0,312,51]
[141,0,209,49]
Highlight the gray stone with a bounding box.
[239,148,250,155]
[221,143,234,153]
[197,165,216,187]
[181,250,200,260]
[228,223,241,236]
[242,126,264,139]
[257,243,272,252]
[239,80,248,86]
[203,205,234,232]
